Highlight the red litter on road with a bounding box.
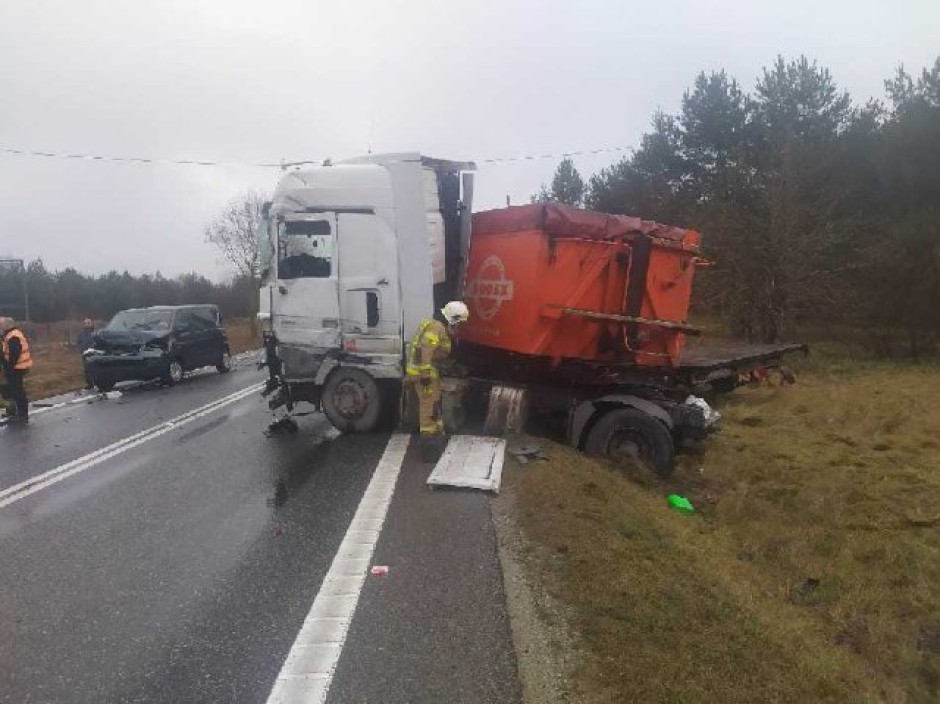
[370,565,389,576]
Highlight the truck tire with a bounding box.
[322,368,382,433]
[584,407,675,476]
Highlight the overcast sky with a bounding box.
[1,0,937,279]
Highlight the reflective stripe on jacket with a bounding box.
[405,318,451,378]
[2,328,33,371]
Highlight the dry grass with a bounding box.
[18,318,258,401]
[223,318,259,356]
[507,354,940,702]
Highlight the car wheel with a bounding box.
[94,379,115,392]
[216,349,231,373]
[163,359,184,386]
[322,368,382,433]
[584,407,675,476]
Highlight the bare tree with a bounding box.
[205,191,266,279]
[205,191,267,331]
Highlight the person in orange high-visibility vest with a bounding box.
[1,317,32,424]
[405,302,469,456]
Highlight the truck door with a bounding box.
[274,214,341,349]
[337,212,401,352]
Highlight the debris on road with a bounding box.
[370,565,389,576]
[264,416,299,436]
[507,441,547,465]
[427,435,505,493]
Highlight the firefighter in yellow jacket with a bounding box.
[1,316,33,424]
[405,301,469,444]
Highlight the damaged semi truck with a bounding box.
[257,153,804,474]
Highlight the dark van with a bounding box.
[84,305,231,391]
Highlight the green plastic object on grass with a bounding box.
[667,494,695,514]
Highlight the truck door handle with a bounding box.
[278,285,288,294]
[377,278,389,286]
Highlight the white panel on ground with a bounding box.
[427,435,505,493]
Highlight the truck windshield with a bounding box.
[107,310,174,332]
[278,220,332,279]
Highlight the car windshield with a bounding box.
[106,309,174,332]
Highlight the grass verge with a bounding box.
[505,355,940,702]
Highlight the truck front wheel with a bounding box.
[322,368,382,433]
[585,408,675,476]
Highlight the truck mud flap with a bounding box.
[427,435,506,493]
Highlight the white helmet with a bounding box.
[442,300,470,325]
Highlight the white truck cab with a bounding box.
[258,153,475,432]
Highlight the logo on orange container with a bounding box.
[466,255,515,320]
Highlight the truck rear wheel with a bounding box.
[322,368,382,433]
[585,408,675,476]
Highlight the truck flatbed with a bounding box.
[677,341,808,389]
[460,338,807,392]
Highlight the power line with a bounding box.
[478,145,632,164]
[0,144,634,169]
[0,145,281,168]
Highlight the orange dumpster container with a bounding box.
[460,203,701,368]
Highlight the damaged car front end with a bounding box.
[84,328,175,391]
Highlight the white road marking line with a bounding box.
[265,433,411,704]
[21,351,262,419]
[27,390,124,419]
[0,382,264,509]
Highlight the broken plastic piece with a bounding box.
[507,442,545,465]
[370,565,389,576]
[684,395,721,428]
[667,494,695,514]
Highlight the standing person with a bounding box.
[405,301,469,460]
[75,318,97,389]
[0,316,33,424]
[259,329,282,395]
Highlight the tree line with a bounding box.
[538,55,940,356]
[0,261,256,323]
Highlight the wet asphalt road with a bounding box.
[0,361,520,703]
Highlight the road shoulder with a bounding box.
[327,441,521,704]
[492,484,579,704]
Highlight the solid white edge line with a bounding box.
[265,432,411,704]
[0,382,264,509]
